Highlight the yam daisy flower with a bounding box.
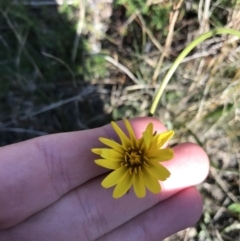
[92,119,174,198]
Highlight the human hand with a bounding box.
[0,117,209,241]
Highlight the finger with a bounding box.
[0,142,209,241]
[97,187,203,241]
[0,117,166,229]
[0,187,202,241]
[161,142,210,194]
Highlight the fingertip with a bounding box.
[161,187,203,239]
[159,187,203,239]
[175,142,210,181]
[182,187,203,225]
[126,117,168,139]
[101,117,167,142]
[161,142,209,194]
[129,117,167,132]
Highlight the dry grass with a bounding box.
[0,0,240,240]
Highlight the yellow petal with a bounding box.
[151,131,174,150]
[133,171,146,198]
[137,137,146,153]
[101,166,128,188]
[142,168,161,193]
[146,122,153,134]
[95,159,121,170]
[124,119,136,142]
[99,137,125,154]
[91,148,102,155]
[101,149,123,161]
[143,132,151,151]
[147,162,171,181]
[142,123,153,150]
[113,173,133,198]
[111,122,130,148]
[148,148,174,162]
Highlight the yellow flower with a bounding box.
[92,119,174,198]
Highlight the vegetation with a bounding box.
[0,0,239,240]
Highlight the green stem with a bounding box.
[149,28,240,115]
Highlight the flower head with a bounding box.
[92,119,174,198]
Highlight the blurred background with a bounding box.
[0,0,239,240]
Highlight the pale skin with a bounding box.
[0,117,209,241]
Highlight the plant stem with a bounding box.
[149,28,240,115]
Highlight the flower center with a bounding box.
[127,151,142,165]
[123,148,148,174]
